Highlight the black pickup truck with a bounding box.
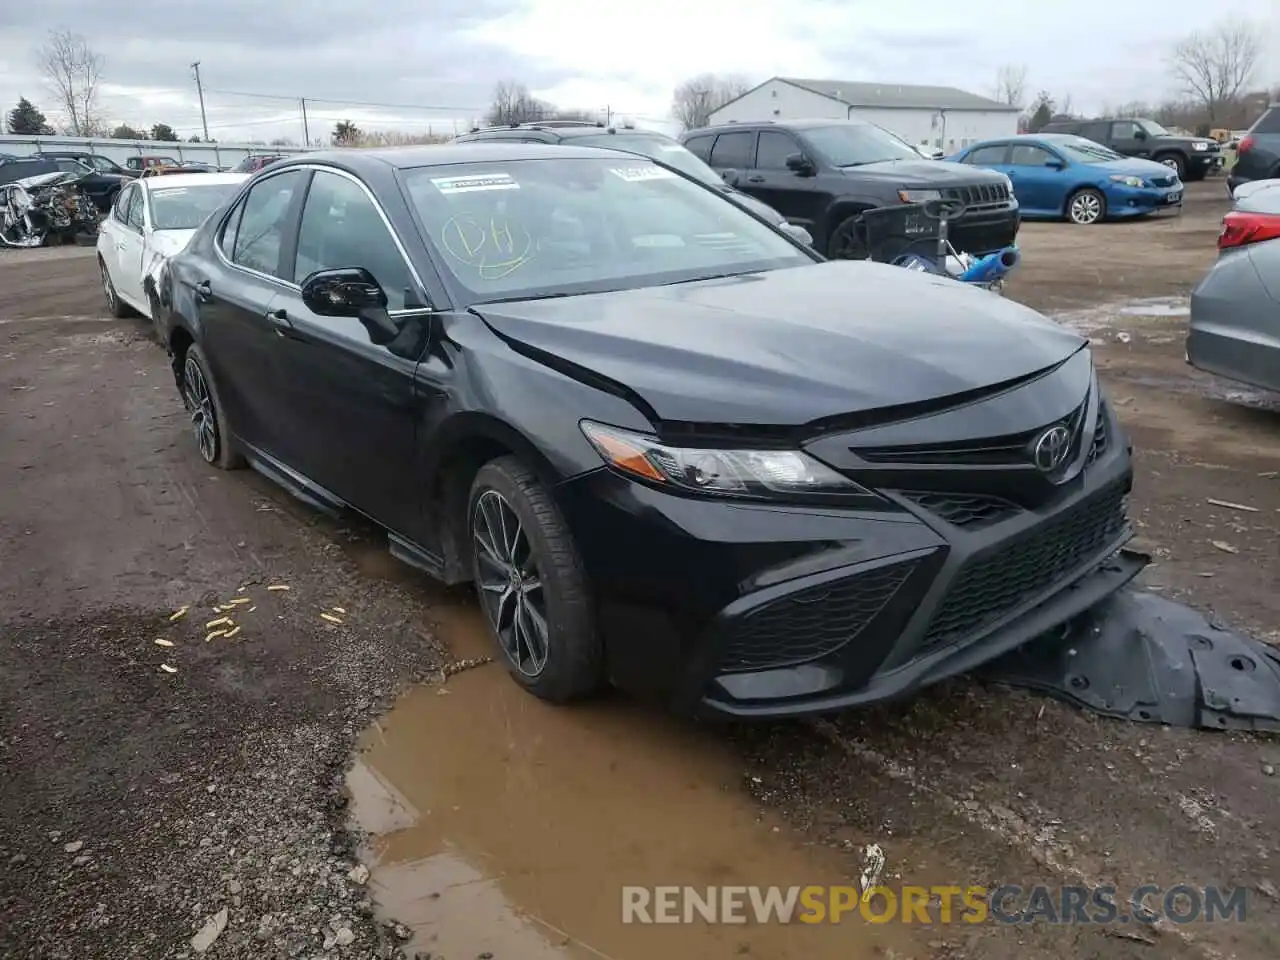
[682,118,1019,260]
[1040,117,1222,182]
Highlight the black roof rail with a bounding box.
[519,120,605,129]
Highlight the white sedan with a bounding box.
[97,172,246,332]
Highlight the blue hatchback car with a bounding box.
[948,134,1183,225]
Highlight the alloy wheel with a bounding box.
[183,355,218,464]
[1069,193,1102,225]
[101,262,117,312]
[1161,157,1180,169]
[472,489,549,677]
[828,222,867,260]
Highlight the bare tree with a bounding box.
[1058,92,1074,117]
[671,74,750,130]
[993,64,1028,107]
[1169,17,1262,123]
[485,80,552,127]
[36,29,103,136]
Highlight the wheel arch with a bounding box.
[822,197,879,251]
[424,412,566,582]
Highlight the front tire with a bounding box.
[181,343,244,470]
[827,213,869,259]
[468,456,602,702]
[1156,154,1187,180]
[1066,188,1107,225]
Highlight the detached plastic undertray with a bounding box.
[980,587,1280,731]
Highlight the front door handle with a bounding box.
[745,175,766,183]
[265,307,293,334]
[194,279,212,302]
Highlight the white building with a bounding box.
[708,77,1021,154]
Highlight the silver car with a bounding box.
[1186,179,1280,392]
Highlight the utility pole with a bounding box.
[300,98,311,146]
[605,104,612,126]
[191,62,209,142]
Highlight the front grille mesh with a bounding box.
[898,491,1021,529]
[721,560,918,672]
[943,183,1011,206]
[919,479,1129,653]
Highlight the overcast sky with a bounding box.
[1,1,1278,144]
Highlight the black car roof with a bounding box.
[269,142,639,174]
[685,118,871,136]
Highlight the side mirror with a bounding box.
[1134,128,1148,140]
[300,267,400,343]
[1045,159,1065,170]
[780,223,814,246]
[785,153,815,175]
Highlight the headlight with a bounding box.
[1001,174,1014,192]
[1109,175,1146,188]
[898,189,941,203]
[579,421,877,500]
[1193,141,1208,151]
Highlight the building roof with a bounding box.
[769,77,1021,113]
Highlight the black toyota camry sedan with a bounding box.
[159,143,1141,719]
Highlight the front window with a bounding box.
[401,157,813,303]
[1058,138,1123,163]
[148,183,243,230]
[800,124,920,167]
[1139,119,1170,137]
[571,134,723,188]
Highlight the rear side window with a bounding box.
[964,144,1008,165]
[683,135,714,161]
[1079,122,1109,142]
[1252,108,1280,135]
[709,131,754,168]
[112,185,134,223]
[226,170,303,279]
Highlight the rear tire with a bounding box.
[467,456,602,702]
[100,258,133,318]
[1066,188,1107,225]
[180,343,245,470]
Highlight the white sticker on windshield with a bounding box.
[609,164,677,182]
[430,173,519,194]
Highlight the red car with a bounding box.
[230,154,287,173]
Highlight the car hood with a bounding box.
[1096,156,1182,179]
[473,261,1086,426]
[150,229,197,258]
[840,158,1005,185]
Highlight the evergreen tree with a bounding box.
[7,97,53,135]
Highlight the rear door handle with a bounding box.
[745,175,766,183]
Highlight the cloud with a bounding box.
[1,1,1277,144]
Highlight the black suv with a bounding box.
[1040,117,1222,182]
[36,150,138,179]
[452,121,810,243]
[0,157,126,212]
[1228,104,1280,195]
[682,119,1019,260]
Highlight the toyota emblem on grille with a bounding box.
[1031,424,1072,472]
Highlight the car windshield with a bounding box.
[1139,120,1170,137]
[1059,138,1123,163]
[85,156,121,173]
[801,124,920,166]
[570,134,724,187]
[148,183,241,230]
[401,157,813,303]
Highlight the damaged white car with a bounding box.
[0,167,100,248]
[97,172,246,332]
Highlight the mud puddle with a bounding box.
[344,553,915,960]
[1053,296,1190,335]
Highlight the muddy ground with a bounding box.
[1,180,1277,960]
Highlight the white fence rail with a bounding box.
[0,134,312,168]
